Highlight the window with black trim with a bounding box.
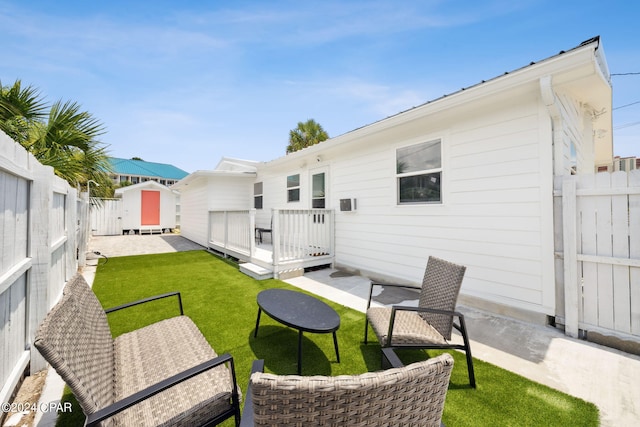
[287,174,300,202]
[312,172,325,208]
[254,182,263,209]
[396,139,442,204]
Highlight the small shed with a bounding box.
[114,181,177,234]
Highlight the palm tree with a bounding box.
[0,79,112,194]
[0,79,47,144]
[286,119,329,154]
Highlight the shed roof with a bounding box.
[109,157,189,180]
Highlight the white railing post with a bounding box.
[223,211,228,250]
[272,209,281,267]
[329,209,335,260]
[249,209,256,258]
[562,176,579,337]
[207,211,212,247]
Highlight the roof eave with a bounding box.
[171,169,257,190]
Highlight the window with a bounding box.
[312,172,325,208]
[254,182,263,209]
[396,139,442,204]
[287,174,300,202]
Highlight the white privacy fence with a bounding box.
[90,198,123,235]
[555,171,640,341]
[0,132,89,406]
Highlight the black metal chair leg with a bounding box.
[364,318,369,344]
[458,316,476,388]
[254,308,262,338]
[297,330,303,375]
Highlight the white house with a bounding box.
[173,36,612,324]
[114,180,178,234]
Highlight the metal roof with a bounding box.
[108,157,189,180]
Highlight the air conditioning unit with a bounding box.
[339,198,357,212]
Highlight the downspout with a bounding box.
[541,75,580,338]
[540,76,564,176]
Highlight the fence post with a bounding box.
[77,195,89,267]
[562,176,579,337]
[28,163,54,372]
[65,187,77,281]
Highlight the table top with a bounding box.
[257,289,340,333]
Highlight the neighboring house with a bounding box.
[173,36,612,324]
[597,155,639,172]
[108,157,189,186]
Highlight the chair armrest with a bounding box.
[371,282,421,290]
[86,353,237,426]
[104,291,183,315]
[390,305,463,319]
[240,360,265,427]
[366,282,421,309]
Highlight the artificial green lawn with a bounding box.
[57,250,599,426]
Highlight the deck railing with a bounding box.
[273,209,334,266]
[208,210,255,260]
[207,209,334,274]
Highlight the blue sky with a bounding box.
[1,0,638,172]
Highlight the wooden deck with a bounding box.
[207,209,334,279]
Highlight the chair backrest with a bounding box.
[419,256,466,340]
[249,353,454,427]
[34,274,116,419]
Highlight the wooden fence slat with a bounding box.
[578,174,599,327]
[595,173,614,329]
[611,171,631,333]
[562,176,579,337]
[629,170,640,335]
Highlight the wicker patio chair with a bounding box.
[364,256,476,388]
[34,273,241,427]
[240,348,453,427]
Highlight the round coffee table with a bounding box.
[254,288,340,374]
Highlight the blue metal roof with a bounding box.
[108,157,189,180]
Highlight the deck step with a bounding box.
[139,228,163,235]
[240,263,273,280]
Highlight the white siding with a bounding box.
[179,179,209,247]
[257,167,309,227]
[178,175,253,247]
[324,96,557,315]
[208,177,253,211]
